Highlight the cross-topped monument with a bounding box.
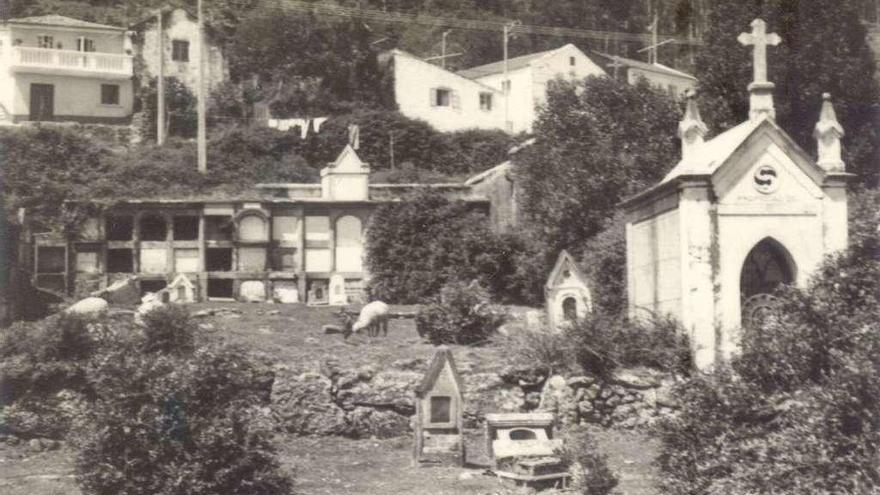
[738,19,782,120]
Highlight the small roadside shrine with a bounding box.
[544,250,592,330]
[412,348,465,466]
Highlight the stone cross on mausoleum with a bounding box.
[738,19,781,120]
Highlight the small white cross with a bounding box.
[738,19,781,84]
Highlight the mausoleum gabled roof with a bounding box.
[544,250,588,291]
[415,348,464,397]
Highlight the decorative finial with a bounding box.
[678,89,708,162]
[813,92,845,172]
[738,19,782,120]
[348,124,360,150]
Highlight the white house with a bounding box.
[596,52,697,98]
[458,44,606,134]
[130,8,227,95]
[391,49,506,133]
[0,15,134,123]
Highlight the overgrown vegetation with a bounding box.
[415,280,505,345]
[559,429,620,495]
[656,191,880,494]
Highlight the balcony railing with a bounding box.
[10,46,133,76]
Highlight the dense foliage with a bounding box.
[514,77,680,279]
[656,191,880,494]
[567,313,691,379]
[695,0,880,187]
[581,212,627,315]
[559,428,620,495]
[415,280,505,345]
[364,191,537,304]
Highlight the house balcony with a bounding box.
[8,46,133,79]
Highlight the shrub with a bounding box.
[567,313,691,378]
[558,428,620,495]
[139,305,196,356]
[656,238,880,493]
[73,338,291,494]
[494,327,573,376]
[415,280,505,345]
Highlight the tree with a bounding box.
[695,0,880,186]
[514,76,680,267]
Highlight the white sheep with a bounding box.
[345,301,389,338]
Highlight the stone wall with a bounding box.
[270,354,679,438]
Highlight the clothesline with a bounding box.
[267,116,329,139]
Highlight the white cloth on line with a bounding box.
[313,117,328,132]
[278,119,291,131]
[268,119,279,129]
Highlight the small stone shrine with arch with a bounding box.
[412,348,465,467]
[621,19,850,370]
[544,250,592,330]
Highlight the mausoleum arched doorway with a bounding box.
[740,238,795,328]
[562,297,577,322]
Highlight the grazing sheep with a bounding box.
[345,301,389,338]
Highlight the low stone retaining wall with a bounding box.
[270,355,680,438]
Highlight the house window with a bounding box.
[569,56,576,66]
[502,80,511,93]
[101,84,120,105]
[429,396,452,423]
[77,37,95,52]
[37,35,54,49]
[479,92,493,111]
[433,88,451,107]
[172,40,190,62]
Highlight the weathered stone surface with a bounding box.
[611,367,664,390]
[66,297,108,316]
[499,364,547,388]
[346,407,410,439]
[524,391,542,409]
[389,357,427,371]
[654,385,680,409]
[91,276,139,305]
[335,370,420,415]
[566,376,597,389]
[271,372,347,436]
[538,375,577,425]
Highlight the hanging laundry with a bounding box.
[300,119,311,139]
[268,119,279,129]
[278,119,291,131]
[313,117,328,132]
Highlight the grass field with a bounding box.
[0,303,661,494]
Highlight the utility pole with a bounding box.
[196,0,207,173]
[502,21,518,133]
[156,9,165,146]
[441,30,450,69]
[389,131,395,170]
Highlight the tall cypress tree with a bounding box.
[695,0,880,186]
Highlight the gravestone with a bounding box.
[328,274,347,306]
[621,19,849,369]
[484,412,568,486]
[239,280,266,302]
[412,348,464,467]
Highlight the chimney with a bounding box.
[678,89,708,162]
[813,93,845,172]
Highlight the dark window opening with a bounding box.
[509,429,538,441]
[171,40,190,62]
[107,249,134,273]
[100,84,120,105]
[206,248,232,271]
[205,216,234,241]
[562,297,577,321]
[141,280,167,296]
[37,247,66,273]
[479,92,493,111]
[569,56,576,66]
[434,88,450,107]
[173,216,199,240]
[106,216,133,241]
[140,215,167,241]
[207,279,234,298]
[272,248,297,271]
[429,396,451,423]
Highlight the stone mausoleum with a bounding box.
[30,144,493,304]
[622,19,850,369]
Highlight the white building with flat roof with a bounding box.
[0,15,134,124]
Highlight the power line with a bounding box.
[227,0,702,46]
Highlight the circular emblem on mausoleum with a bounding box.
[753,164,779,194]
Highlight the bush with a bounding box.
[365,191,538,304]
[567,313,691,379]
[656,237,880,493]
[139,305,196,356]
[415,280,505,345]
[558,428,620,495]
[494,327,573,376]
[73,329,291,494]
